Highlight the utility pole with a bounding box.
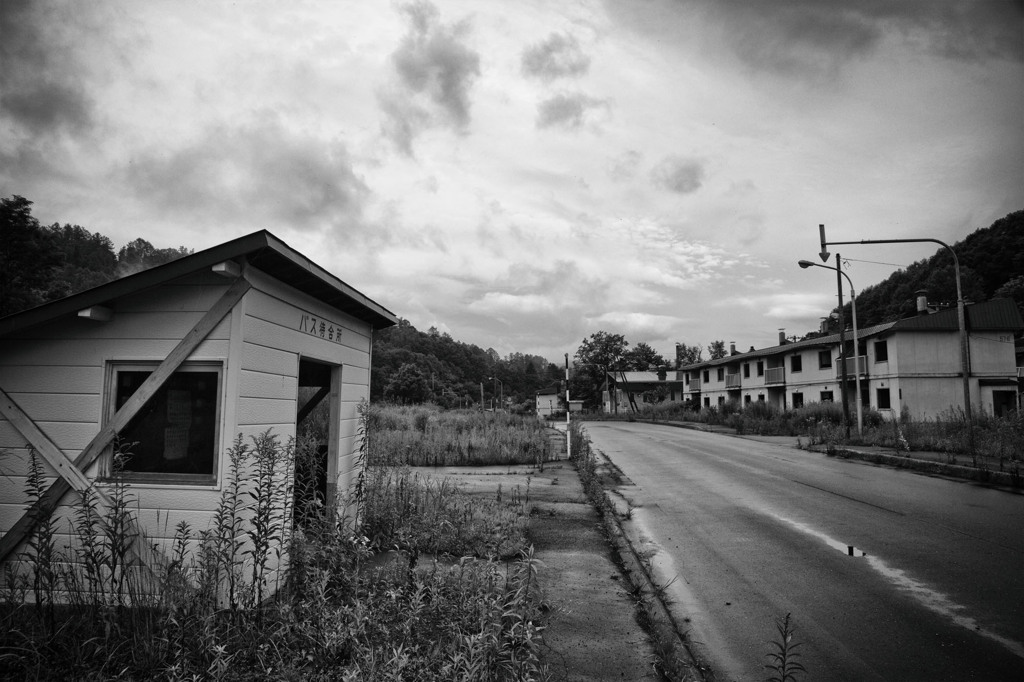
[819,225,973,452]
[835,252,851,437]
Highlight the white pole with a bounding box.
[565,353,571,461]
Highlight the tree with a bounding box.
[622,342,667,371]
[44,223,117,299]
[117,238,191,277]
[0,195,62,316]
[707,340,727,360]
[384,363,432,404]
[994,275,1024,316]
[573,331,629,408]
[675,342,703,368]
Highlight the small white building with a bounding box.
[535,386,560,417]
[0,231,396,583]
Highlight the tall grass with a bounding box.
[0,405,548,680]
[367,404,551,468]
[615,398,1021,469]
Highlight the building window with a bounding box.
[703,370,710,383]
[743,363,750,378]
[107,362,222,484]
[792,392,804,408]
[820,390,834,403]
[874,340,888,363]
[791,354,802,372]
[757,394,764,402]
[877,387,891,409]
[717,396,725,406]
[704,397,710,407]
[685,374,690,385]
[818,350,832,369]
[716,368,724,381]
[757,361,764,376]
[744,395,751,405]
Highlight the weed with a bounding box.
[765,612,807,682]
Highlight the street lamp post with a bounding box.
[799,259,863,437]
[818,226,973,452]
[488,376,503,412]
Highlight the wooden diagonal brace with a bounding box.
[0,387,168,576]
[0,277,251,563]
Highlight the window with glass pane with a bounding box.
[112,365,220,482]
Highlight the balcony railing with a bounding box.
[765,366,785,385]
[836,355,868,379]
[725,373,741,389]
[688,376,701,391]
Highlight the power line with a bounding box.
[843,257,906,268]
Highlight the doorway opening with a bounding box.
[295,358,340,528]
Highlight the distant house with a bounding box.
[0,230,396,582]
[604,370,689,414]
[678,298,1022,419]
[536,385,560,417]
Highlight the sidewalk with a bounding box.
[420,453,668,680]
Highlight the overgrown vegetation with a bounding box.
[612,399,1023,472]
[367,404,549,467]
[0,405,549,680]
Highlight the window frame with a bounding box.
[756,361,764,377]
[820,390,834,403]
[716,367,724,382]
[792,392,804,408]
[743,363,750,378]
[877,387,891,410]
[874,340,888,363]
[103,360,224,486]
[790,354,803,373]
[818,350,832,369]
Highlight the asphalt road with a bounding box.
[584,421,1024,682]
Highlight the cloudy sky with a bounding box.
[3,0,1022,363]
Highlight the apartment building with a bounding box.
[679,298,1022,420]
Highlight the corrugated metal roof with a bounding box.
[0,230,399,337]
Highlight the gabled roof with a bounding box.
[678,322,897,371]
[890,298,1023,333]
[0,230,398,337]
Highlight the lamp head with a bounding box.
[798,260,814,269]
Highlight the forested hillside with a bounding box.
[371,319,559,409]
[840,210,1024,328]
[1,195,191,316]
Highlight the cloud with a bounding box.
[606,0,1022,82]
[536,92,610,130]
[521,32,591,81]
[125,115,369,232]
[650,155,705,194]
[379,0,481,153]
[607,150,643,181]
[0,0,99,138]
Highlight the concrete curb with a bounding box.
[579,453,713,682]
[596,492,714,682]
[824,446,1022,488]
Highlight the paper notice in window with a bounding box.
[164,426,189,461]
[167,389,192,426]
